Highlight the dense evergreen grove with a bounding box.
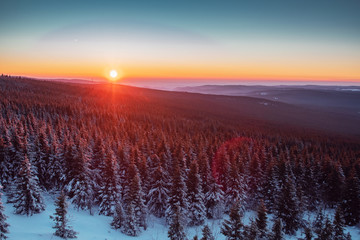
[0,76,359,238]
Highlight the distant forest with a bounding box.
[0,76,359,239]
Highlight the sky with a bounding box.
[1,0,360,84]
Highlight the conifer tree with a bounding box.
[225,159,246,212]
[316,217,333,240]
[275,164,301,235]
[221,200,244,240]
[187,161,206,226]
[271,219,284,240]
[33,129,51,190]
[13,154,45,216]
[166,158,188,226]
[313,208,325,235]
[111,202,125,230]
[147,163,169,218]
[0,185,9,240]
[168,205,187,240]
[333,206,346,240]
[243,219,258,240]
[98,148,118,216]
[121,203,140,236]
[255,200,268,239]
[65,145,95,212]
[0,138,10,188]
[205,174,224,219]
[51,191,77,239]
[125,164,147,230]
[201,225,215,240]
[48,134,64,190]
[341,170,360,226]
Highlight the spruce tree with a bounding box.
[65,145,95,212]
[316,217,333,240]
[48,134,64,190]
[111,202,125,230]
[275,164,301,235]
[201,225,215,240]
[126,166,147,230]
[0,138,10,188]
[166,158,188,226]
[0,185,9,240]
[33,129,51,190]
[313,208,325,235]
[243,219,258,240]
[225,159,246,212]
[221,200,244,240]
[333,206,346,240]
[13,154,45,216]
[121,203,140,236]
[98,148,118,216]
[147,163,169,218]
[205,174,224,219]
[186,161,206,226]
[341,170,360,226]
[168,205,187,240]
[256,200,268,239]
[51,191,77,239]
[271,219,284,240]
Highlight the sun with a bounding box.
[110,70,118,79]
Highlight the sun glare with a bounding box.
[110,70,118,79]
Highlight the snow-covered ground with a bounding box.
[2,194,360,240]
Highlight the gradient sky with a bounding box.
[1,0,360,83]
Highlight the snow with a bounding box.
[2,194,360,240]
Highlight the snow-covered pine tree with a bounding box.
[0,138,11,188]
[89,137,106,203]
[33,129,51,190]
[261,163,279,213]
[205,173,224,219]
[225,158,246,212]
[271,219,284,240]
[48,134,65,190]
[166,158,188,226]
[325,162,345,207]
[12,154,45,216]
[333,206,346,240]
[274,163,301,235]
[221,200,244,240]
[121,203,140,236]
[124,162,147,231]
[341,169,360,226]
[111,202,125,230]
[168,205,187,240]
[243,219,259,240]
[186,161,206,226]
[8,125,27,182]
[256,200,268,239]
[147,163,169,218]
[98,147,118,216]
[0,185,9,239]
[317,217,334,240]
[313,208,325,235]
[200,225,215,240]
[65,143,95,212]
[51,191,77,239]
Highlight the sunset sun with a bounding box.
[110,70,118,79]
